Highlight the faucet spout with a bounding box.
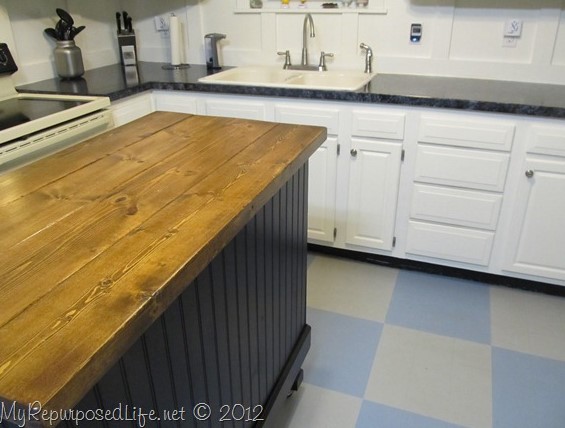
[360,42,373,73]
[301,13,315,66]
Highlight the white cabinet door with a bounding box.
[274,103,340,243]
[504,157,565,281]
[154,91,198,114]
[308,136,338,243]
[111,93,154,127]
[345,138,402,250]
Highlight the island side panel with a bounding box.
[61,164,309,428]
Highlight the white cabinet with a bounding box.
[275,103,340,243]
[140,90,565,286]
[502,123,565,282]
[342,108,405,252]
[406,113,515,267]
[345,138,402,250]
[154,91,198,114]
[110,92,155,127]
[307,136,338,243]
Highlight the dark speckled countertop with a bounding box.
[17,62,565,118]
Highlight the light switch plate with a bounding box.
[504,19,523,37]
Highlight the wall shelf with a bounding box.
[234,8,387,14]
[234,0,387,14]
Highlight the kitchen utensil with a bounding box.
[55,19,66,40]
[56,8,74,26]
[70,26,85,40]
[44,28,59,40]
[116,12,122,33]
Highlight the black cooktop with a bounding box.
[0,97,86,132]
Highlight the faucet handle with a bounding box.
[277,50,292,69]
[318,52,334,71]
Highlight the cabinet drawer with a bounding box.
[414,145,510,192]
[351,109,405,140]
[275,105,339,135]
[406,221,494,266]
[111,94,154,127]
[411,184,502,230]
[205,100,266,121]
[154,92,197,114]
[528,125,565,157]
[419,116,515,151]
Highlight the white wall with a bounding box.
[195,0,565,84]
[2,0,565,85]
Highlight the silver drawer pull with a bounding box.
[350,149,358,157]
[525,170,534,178]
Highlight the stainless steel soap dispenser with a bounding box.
[204,33,226,69]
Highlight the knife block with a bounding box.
[118,32,137,66]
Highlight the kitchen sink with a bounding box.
[198,66,375,91]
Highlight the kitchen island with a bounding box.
[0,112,326,427]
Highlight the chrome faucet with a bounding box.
[360,43,373,73]
[301,13,315,66]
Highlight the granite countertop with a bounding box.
[17,62,565,118]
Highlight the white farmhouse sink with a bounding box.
[198,66,374,91]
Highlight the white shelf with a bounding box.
[234,0,387,14]
[234,7,387,14]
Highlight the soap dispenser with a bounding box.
[204,33,226,69]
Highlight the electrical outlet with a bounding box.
[503,36,517,48]
[154,16,169,32]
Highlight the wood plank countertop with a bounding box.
[0,112,326,422]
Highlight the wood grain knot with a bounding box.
[126,204,138,216]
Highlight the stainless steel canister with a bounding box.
[54,40,84,79]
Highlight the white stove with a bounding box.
[0,43,112,172]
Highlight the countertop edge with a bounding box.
[15,62,565,119]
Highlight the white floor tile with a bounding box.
[307,255,397,322]
[490,286,565,362]
[364,325,492,428]
[268,382,362,428]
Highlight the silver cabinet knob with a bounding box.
[525,170,534,178]
[350,149,358,157]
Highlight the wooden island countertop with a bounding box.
[0,112,326,421]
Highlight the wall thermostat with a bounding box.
[410,23,422,43]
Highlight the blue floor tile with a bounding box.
[492,347,565,428]
[304,308,382,397]
[356,401,463,428]
[385,270,491,344]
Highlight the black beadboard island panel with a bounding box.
[0,165,309,428]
